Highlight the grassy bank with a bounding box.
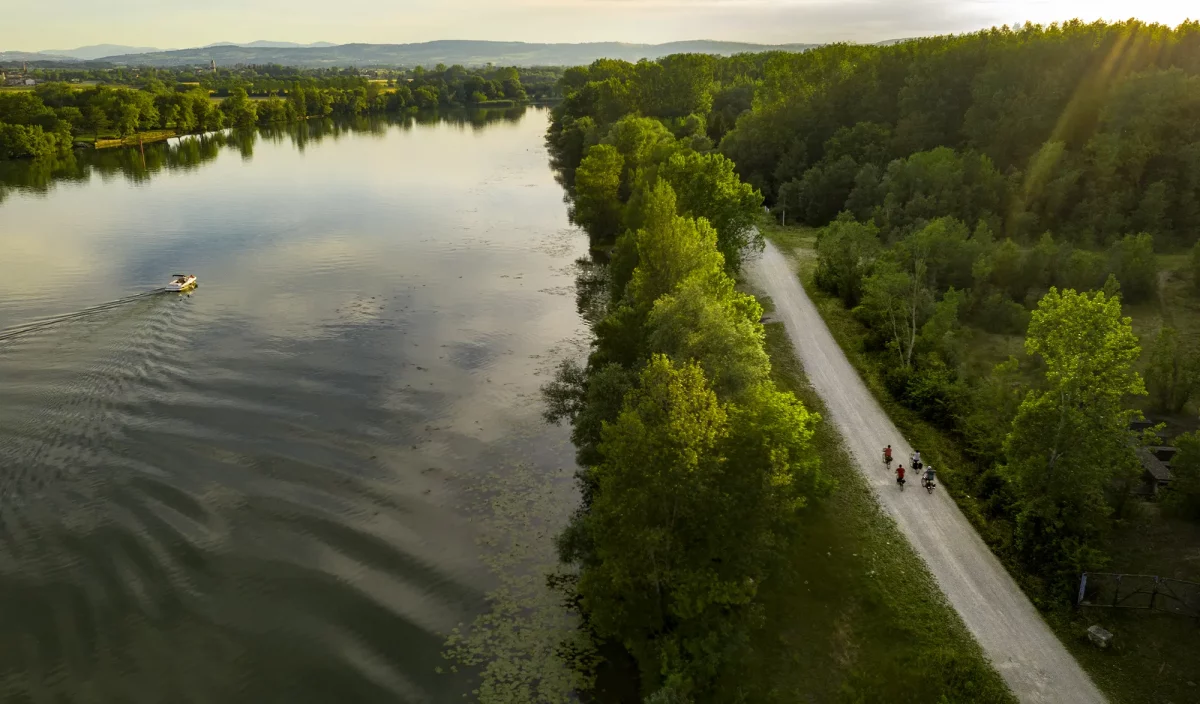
[717,286,1015,702]
[759,218,1200,704]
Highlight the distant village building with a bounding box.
[2,61,38,86]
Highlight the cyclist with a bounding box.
[883,445,893,467]
[911,449,923,471]
[922,465,936,490]
[895,463,906,488]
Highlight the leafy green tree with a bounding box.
[634,54,715,119]
[601,115,676,199]
[571,355,823,697]
[413,86,439,109]
[85,105,111,139]
[844,163,884,222]
[972,237,1028,302]
[918,287,965,368]
[571,144,624,241]
[896,216,980,291]
[856,260,933,369]
[627,180,726,308]
[1106,232,1158,303]
[960,357,1026,466]
[115,104,139,136]
[1057,248,1106,293]
[646,277,769,399]
[221,88,258,129]
[0,123,59,159]
[53,106,85,133]
[289,82,308,118]
[651,150,764,271]
[1163,432,1200,519]
[1144,327,1199,413]
[162,102,183,129]
[878,147,1004,235]
[794,155,860,226]
[1004,288,1145,589]
[543,361,637,470]
[815,213,881,306]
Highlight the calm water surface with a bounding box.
[0,109,588,702]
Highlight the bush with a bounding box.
[969,291,1030,335]
[0,122,59,159]
[1163,432,1200,519]
[1107,232,1158,302]
[903,363,966,426]
[1057,248,1106,292]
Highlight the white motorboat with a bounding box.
[167,274,197,292]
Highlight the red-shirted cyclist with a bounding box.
[895,463,906,489]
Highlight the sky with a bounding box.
[2,0,1196,52]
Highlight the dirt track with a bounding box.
[748,241,1105,704]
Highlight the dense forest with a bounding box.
[546,19,1200,703]
[0,64,550,159]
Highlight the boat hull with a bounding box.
[166,276,197,292]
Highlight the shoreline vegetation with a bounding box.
[527,41,1018,702]
[519,17,1200,704]
[0,64,562,159]
[0,110,532,207]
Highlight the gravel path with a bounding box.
[748,240,1105,704]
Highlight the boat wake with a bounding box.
[0,292,193,505]
[0,287,179,345]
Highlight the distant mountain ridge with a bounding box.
[40,44,161,60]
[93,39,822,68]
[2,39,856,69]
[202,41,337,49]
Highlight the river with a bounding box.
[0,108,590,702]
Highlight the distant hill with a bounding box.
[203,41,337,49]
[40,44,160,60]
[0,51,65,63]
[97,39,820,68]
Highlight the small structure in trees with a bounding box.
[1136,447,1174,497]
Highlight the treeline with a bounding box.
[18,64,563,102]
[547,20,1200,606]
[0,66,537,158]
[0,108,527,204]
[542,76,845,699]
[725,21,1200,249]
